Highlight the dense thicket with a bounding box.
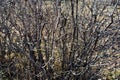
[0,0,120,80]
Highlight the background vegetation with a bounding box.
[0,0,120,80]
